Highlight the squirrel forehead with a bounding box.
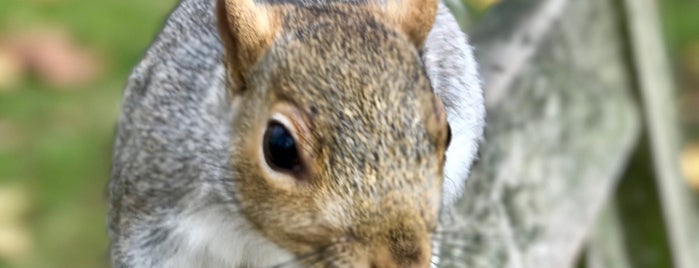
[274,4,423,64]
[256,5,432,99]
[261,19,434,126]
[242,4,444,160]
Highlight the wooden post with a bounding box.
[440,0,640,267]
[621,0,699,266]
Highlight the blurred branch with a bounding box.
[621,0,699,266]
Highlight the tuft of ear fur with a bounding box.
[377,0,439,47]
[217,0,280,91]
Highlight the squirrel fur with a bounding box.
[108,0,484,267]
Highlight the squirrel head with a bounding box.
[217,0,445,266]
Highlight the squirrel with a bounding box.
[107,0,484,267]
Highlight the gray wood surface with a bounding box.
[586,204,632,268]
[439,0,641,267]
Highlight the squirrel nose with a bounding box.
[367,243,431,268]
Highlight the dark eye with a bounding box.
[263,121,301,172]
[446,124,452,147]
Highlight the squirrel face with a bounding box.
[218,0,445,267]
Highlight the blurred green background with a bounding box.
[0,1,178,267]
[0,0,697,267]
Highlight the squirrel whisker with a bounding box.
[268,243,335,268]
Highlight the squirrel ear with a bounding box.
[217,0,279,88]
[378,0,439,47]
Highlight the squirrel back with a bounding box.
[108,0,484,267]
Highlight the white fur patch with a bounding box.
[423,3,485,206]
[163,205,297,268]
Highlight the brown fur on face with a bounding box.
[218,0,446,267]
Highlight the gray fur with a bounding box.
[107,0,484,267]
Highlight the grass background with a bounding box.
[0,0,697,267]
[0,1,177,267]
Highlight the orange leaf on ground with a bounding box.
[6,28,103,89]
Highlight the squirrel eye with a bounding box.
[446,124,452,147]
[263,121,302,172]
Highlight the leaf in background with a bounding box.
[681,143,699,190]
[0,184,32,264]
[466,0,501,11]
[0,44,25,92]
[8,28,104,89]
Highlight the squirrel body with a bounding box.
[108,0,484,267]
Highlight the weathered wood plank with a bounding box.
[439,0,640,267]
[471,0,569,108]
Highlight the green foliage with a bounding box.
[0,1,177,267]
[660,0,699,57]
